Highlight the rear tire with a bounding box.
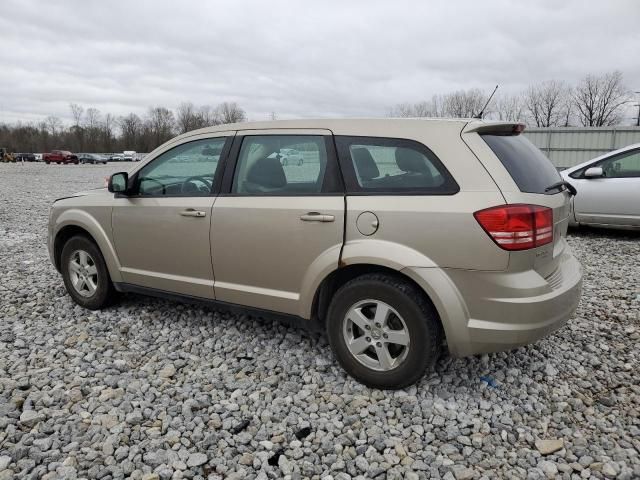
[61,235,117,310]
[326,274,442,389]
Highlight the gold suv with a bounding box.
[48,119,582,388]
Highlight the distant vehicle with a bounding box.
[110,154,124,162]
[123,150,137,161]
[14,153,37,162]
[1,148,15,162]
[279,148,304,166]
[34,153,43,162]
[44,150,78,165]
[561,143,640,230]
[78,153,108,165]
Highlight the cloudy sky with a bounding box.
[2,0,639,124]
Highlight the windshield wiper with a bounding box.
[545,180,576,196]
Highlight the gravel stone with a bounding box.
[1,163,639,478]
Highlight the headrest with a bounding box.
[246,156,286,188]
[395,148,430,174]
[352,147,380,181]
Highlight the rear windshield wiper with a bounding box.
[545,180,576,196]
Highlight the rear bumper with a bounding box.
[403,250,582,357]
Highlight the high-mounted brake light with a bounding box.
[474,204,553,251]
[512,124,525,135]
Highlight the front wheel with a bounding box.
[326,274,442,389]
[61,236,117,310]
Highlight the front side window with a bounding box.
[232,135,330,194]
[597,149,640,178]
[335,136,458,194]
[136,137,228,196]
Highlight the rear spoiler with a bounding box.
[463,122,526,136]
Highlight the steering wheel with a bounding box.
[181,175,213,194]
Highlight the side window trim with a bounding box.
[335,135,460,195]
[219,134,343,196]
[128,135,234,197]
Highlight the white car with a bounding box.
[279,148,304,166]
[561,143,640,230]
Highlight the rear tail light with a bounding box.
[474,204,553,251]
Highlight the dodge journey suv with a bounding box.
[48,119,582,388]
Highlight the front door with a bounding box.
[573,148,640,227]
[211,130,344,316]
[112,134,233,298]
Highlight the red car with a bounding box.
[44,150,79,165]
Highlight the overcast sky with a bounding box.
[2,0,639,124]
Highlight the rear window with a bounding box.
[482,134,561,194]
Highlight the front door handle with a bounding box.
[180,209,207,218]
[300,212,335,222]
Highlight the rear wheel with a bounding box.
[61,236,116,310]
[327,274,442,389]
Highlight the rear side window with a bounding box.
[482,134,561,194]
[335,136,459,194]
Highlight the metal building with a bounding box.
[524,127,640,169]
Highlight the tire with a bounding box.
[61,235,117,310]
[326,273,442,389]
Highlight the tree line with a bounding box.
[389,71,633,127]
[0,70,635,154]
[0,102,247,154]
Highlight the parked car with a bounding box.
[48,119,582,388]
[14,152,37,162]
[1,148,15,162]
[44,150,78,164]
[123,150,137,161]
[34,153,43,162]
[561,143,640,230]
[279,148,304,166]
[78,153,108,165]
[110,154,124,162]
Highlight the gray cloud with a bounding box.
[1,0,639,124]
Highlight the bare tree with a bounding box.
[215,102,247,124]
[524,80,569,127]
[44,116,63,137]
[84,108,101,130]
[573,71,629,126]
[199,105,220,127]
[146,107,175,146]
[118,113,143,150]
[443,89,486,118]
[69,103,84,127]
[176,102,201,134]
[69,103,85,150]
[492,94,525,122]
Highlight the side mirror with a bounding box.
[584,167,603,179]
[108,172,129,193]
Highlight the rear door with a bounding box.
[464,127,571,278]
[569,148,640,227]
[211,130,344,317]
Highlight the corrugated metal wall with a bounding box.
[524,127,640,168]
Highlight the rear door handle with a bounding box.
[180,209,207,218]
[300,212,335,222]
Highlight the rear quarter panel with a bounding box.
[340,121,510,271]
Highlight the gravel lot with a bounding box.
[1,163,639,480]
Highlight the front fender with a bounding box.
[52,208,122,283]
